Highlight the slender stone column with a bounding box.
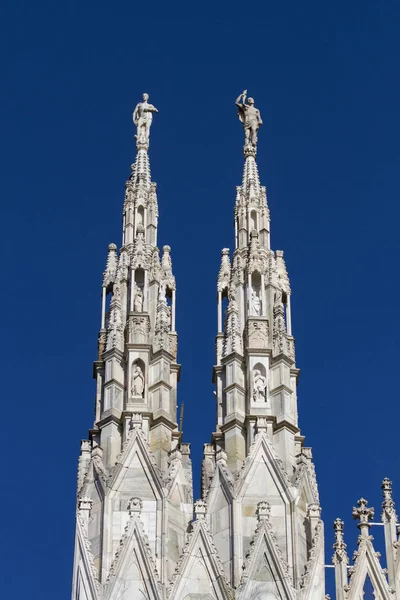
[171,289,176,332]
[130,269,136,312]
[286,293,292,335]
[217,291,222,332]
[101,286,106,329]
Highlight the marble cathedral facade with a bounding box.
[72,94,400,600]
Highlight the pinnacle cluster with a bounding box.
[71,96,398,600]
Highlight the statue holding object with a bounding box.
[133,93,159,144]
[235,90,263,149]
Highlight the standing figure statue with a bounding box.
[253,369,267,402]
[133,93,159,143]
[134,286,143,312]
[251,290,261,316]
[235,90,263,148]
[131,364,145,398]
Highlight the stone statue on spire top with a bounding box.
[235,90,263,149]
[133,93,159,145]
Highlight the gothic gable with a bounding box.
[236,507,296,600]
[104,509,162,600]
[108,427,165,500]
[168,512,232,600]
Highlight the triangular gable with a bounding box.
[293,462,319,506]
[237,516,296,600]
[206,462,235,513]
[168,518,233,600]
[346,536,393,600]
[105,513,162,600]
[292,453,320,506]
[235,432,294,503]
[108,427,165,500]
[298,520,325,600]
[73,513,100,600]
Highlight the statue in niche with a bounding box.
[275,288,283,304]
[133,93,159,143]
[253,369,267,402]
[251,290,261,316]
[158,281,166,301]
[131,364,145,398]
[134,286,143,312]
[235,90,263,148]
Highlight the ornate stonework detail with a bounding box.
[161,244,176,290]
[353,497,374,531]
[246,317,269,349]
[116,247,129,281]
[299,519,323,592]
[231,250,245,286]
[275,250,291,294]
[223,292,243,357]
[382,477,398,523]
[127,314,150,345]
[218,248,231,292]
[201,444,215,497]
[247,229,267,274]
[106,285,124,352]
[76,510,101,594]
[131,224,149,270]
[272,300,289,357]
[102,243,118,290]
[332,518,348,565]
[154,297,171,353]
[97,329,107,361]
[127,496,142,516]
[256,500,270,521]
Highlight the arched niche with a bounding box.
[250,209,258,231]
[252,362,267,403]
[130,358,145,399]
[136,205,144,230]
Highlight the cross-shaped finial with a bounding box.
[352,498,374,533]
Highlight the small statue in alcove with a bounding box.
[251,290,261,316]
[253,369,267,402]
[134,286,143,312]
[131,364,145,398]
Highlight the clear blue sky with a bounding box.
[1,0,399,597]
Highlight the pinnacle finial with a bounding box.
[332,518,348,564]
[352,498,374,533]
[382,477,397,522]
[132,92,159,149]
[235,90,263,154]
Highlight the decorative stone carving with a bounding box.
[252,368,267,402]
[133,93,158,144]
[133,286,143,312]
[250,290,261,316]
[102,243,118,290]
[256,500,270,522]
[381,477,397,522]
[235,90,263,150]
[194,499,207,520]
[127,314,150,344]
[217,248,231,293]
[127,496,142,516]
[246,318,269,349]
[352,498,374,531]
[131,363,144,398]
[332,518,348,564]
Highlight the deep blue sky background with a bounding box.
[1,0,399,597]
